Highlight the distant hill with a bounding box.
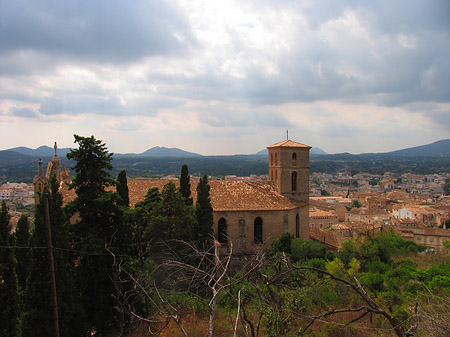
[8,145,72,157]
[310,148,328,155]
[4,139,448,160]
[254,147,327,156]
[116,146,203,158]
[383,139,450,156]
[1,140,450,183]
[6,145,202,158]
[0,150,31,161]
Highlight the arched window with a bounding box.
[274,153,277,166]
[292,171,297,191]
[292,152,297,165]
[254,217,263,244]
[295,213,300,238]
[218,218,227,244]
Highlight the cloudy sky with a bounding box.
[1,0,449,155]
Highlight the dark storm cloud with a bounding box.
[0,0,192,64]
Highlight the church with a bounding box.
[35,139,311,255]
[33,142,70,205]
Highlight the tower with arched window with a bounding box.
[267,139,311,203]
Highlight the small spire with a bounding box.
[286,130,289,140]
[38,157,43,176]
[54,142,58,156]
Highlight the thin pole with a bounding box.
[43,190,60,337]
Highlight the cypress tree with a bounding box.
[116,169,130,207]
[0,201,20,337]
[160,181,197,243]
[14,214,30,290]
[66,134,114,209]
[66,134,130,334]
[22,177,85,337]
[179,163,193,206]
[195,175,214,248]
[132,187,164,256]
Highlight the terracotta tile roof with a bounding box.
[309,209,337,218]
[267,140,311,149]
[61,178,306,212]
[208,180,306,211]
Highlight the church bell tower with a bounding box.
[267,139,311,203]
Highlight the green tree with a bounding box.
[116,169,130,207]
[195,175,213,248]
[179,163,193,206]
[443,219,450,229]
[66,134,130,335]
[132,187,164,256]
[270,232,294,255]
[321,189,330,196]
[0,201,20,337]
[22,178,84,337]
[14,214,30,290]
[291,239,327,263]
[160,181,197,243]
[66,134,114,208]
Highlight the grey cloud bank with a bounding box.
[0,0,449,155]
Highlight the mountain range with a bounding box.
[2,139,450,159]
[379,139,450,156]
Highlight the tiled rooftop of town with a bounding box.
[61,178,306,212]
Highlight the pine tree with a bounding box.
[0,201,20,337]
[195,175,214,248]
[179,163,193,206]
[116,169,130,207]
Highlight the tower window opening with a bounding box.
[292,171,297,191]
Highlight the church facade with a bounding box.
[36,139,311,255]
[33,142,70,204]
